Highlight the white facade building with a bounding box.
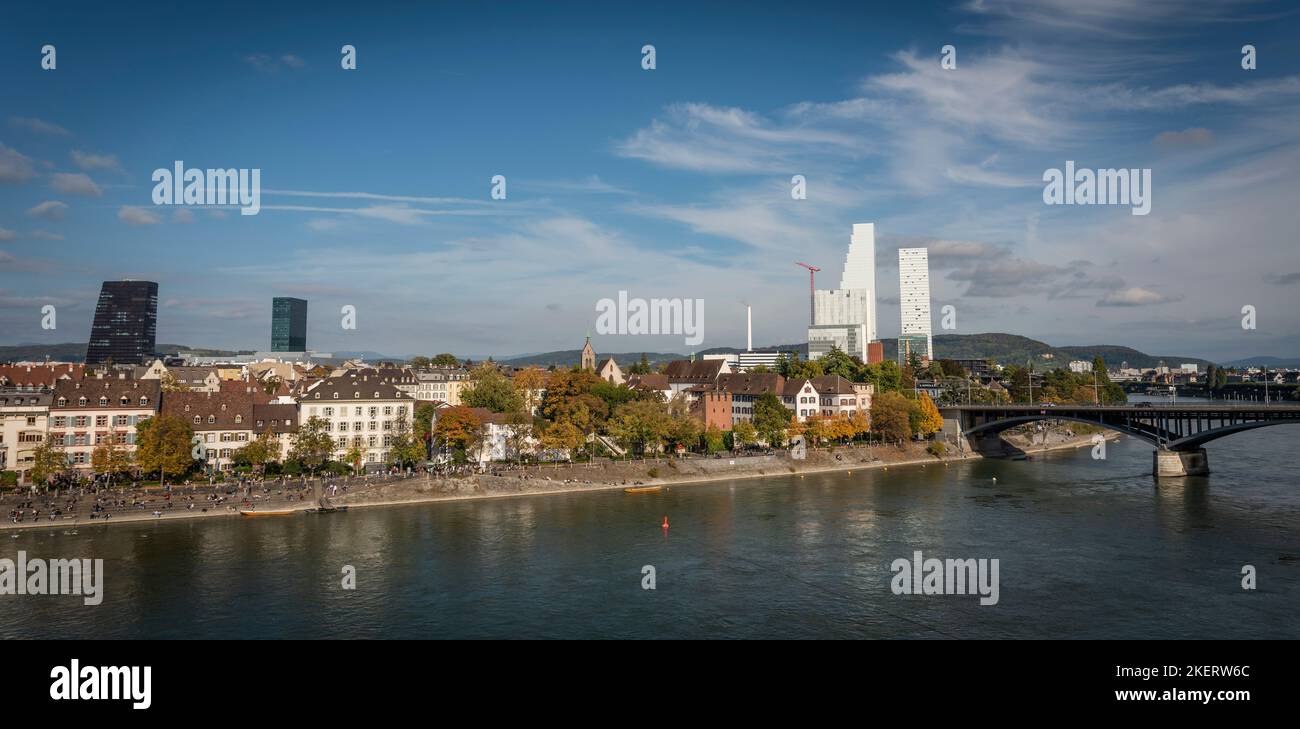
[898,247,933,360]
[809,223,879,360]
[1069,360,1093,374]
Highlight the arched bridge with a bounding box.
[940,404,1300,477]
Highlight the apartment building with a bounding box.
[413,368,470,405]
[162,391,256,472]
[49,378,161,471]
[297,374,416,467]
[0,391,51,483]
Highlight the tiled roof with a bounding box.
[52,378,161,410]
[297,374,413,403]
[809,375,858,395]
[663,359,725,382]
[0,364,85,389]
[162,391,256,431]
[252,403,298,433]
[696,373,785,396]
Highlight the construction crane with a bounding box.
[795,262,820,326]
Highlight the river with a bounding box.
[2,404,1297,639]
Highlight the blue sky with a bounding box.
[2,0,1299,361]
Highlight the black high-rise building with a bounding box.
[271,297,307,352]
[85,280,159,365]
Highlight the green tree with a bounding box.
[752,392,790,446]
[28,439,68,488]
[626,353,652,376]
[819,346,860,379]
[237,428,279,474]
[343,443,364,475]
[408,356,432,369]
[731,420,757,449]
[430,353,460,367]
[289,416,335,476]
[135,414,196,485]
[703,426,726,454]
[461,365,524,413]
[608,399,670,456]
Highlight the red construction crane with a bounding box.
[795,261,820,326]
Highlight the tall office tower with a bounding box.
[839,222,878,341]
[271,297,308,352]
[898,247,932,361]
[85,280,159,365]
[808,223,879,360]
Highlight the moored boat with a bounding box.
[624,485,662,494]
[239,508,296,517]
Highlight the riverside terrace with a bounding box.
[940,403,1300,477]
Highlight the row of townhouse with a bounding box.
[1,367,421,482]
[628,362,873,432]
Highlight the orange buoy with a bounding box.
[661,516,669,529]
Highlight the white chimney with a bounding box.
[746,305,753,352]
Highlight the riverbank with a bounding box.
[2,430,1115,533]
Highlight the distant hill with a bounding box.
[1222,356,1300,368]
[3,335,1260,370]
[0,342,250,363]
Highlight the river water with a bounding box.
[2,412,1297,639]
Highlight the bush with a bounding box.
[0,471,17,488]
[927,441,946,457]
[647,467,660,478]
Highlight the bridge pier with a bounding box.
[1153,448,1209,478]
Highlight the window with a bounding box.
[194,416,202,424]
[339,422,349,432]
[57,398,66,407]
[368,436,377,447]
[369,407,378,417]
[368,421,377,431]
[53,417,66,428]
[96,415,108,427]
[234,415,242,424]
[99,397,108,406]
[207,415,216,424]
[78,397,87,406]
[140,397,149,406]
[383,406,392,416]
[323,407,334,417]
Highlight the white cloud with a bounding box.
[118,206,161,226]
[51,172,102,196]
[8,116,71,136]
[1098,287,1182,307]
[172,209,196,224]
[27,200,69,220]
[0,144,37,183]
[70,150,121,171]
[0,228,14,241]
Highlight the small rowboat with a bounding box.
[239,508,296,517]
[306,506,349,514]
[624,485,662,494]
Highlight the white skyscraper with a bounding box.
[898,247,932,361]
[807,223,879,360]
[839,223,878,340]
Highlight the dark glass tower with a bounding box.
[85,280,159,365]
[271,297,307,352]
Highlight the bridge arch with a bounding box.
[959,415,1158,446]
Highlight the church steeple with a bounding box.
[580,334,596,371]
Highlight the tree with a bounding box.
[28,439,68,488]
[289,416,335,476]
[626,353,652,376]
[91,431,133,485]
[388,420,427,468]
[731,420,757,449]
[608,399,670,456]
[430,353,460,367]
[703,426,726,454]
[663,395,702,452]
[260,374,283,396]
[502,411,535,462]
[135,414,196,485]
[870,391,912,444]
[238,428,280,474]
[752,392,790,446]
[413,402,437,446]
[344,443,365,475]
[432,406,485,459]
[819,346,860,379]
[408,356,432,369]
[461,365,523,413]
[538,419,582,461]
[159,371,190,393]
[909,392,944,437]
[512,366,549,414]
[539,368,608,428]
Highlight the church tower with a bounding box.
[580,335,596,370]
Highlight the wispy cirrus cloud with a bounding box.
[8,116,71,136]
[51,172,102,196]
[27,200,68,220]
